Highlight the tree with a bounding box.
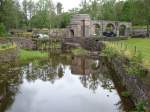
[0,0,23,30]
[0,23,7,37]
[30,0,56,28]
[56,2,62,15]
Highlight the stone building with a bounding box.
[67,14,132,38]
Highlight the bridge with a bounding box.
[67,14,132,38]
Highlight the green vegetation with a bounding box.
[113,38,150,67]
[0,23,7,37]
[91,63,98,70]
[71,47,88,56]
[19,49,48,62]
[121,91,130,97]
[133,25,147,29]
[102,39,149,77]
[1,0,150,35]
[135,100,147,112]
[0,43,16,51]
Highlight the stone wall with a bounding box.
[0,38,11,44]
[107,56,150,111]
[67,14,132,38]
[10,37,34,49]
[62,37,105,51]
[49,29,67,38]
[0,47,18,63]
[132,28,147,37]
[80,38,105,51]
[0,37,35,49]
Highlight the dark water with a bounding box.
[0,53,134,112]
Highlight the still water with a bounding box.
[0,54,134,112]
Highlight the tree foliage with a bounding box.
[0,0,150,35]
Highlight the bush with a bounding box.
[102,47,118,58]
[136,100,147,112]
[0,23,7,37]
[121,91,130,97]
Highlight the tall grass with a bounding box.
[112,38,150,67]
[0,43,16,51]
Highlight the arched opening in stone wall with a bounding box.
[119,25,126,36]
[70,29,74,37]
[103,23,116,37]
[94,24,101,36]
[106,23,115,32]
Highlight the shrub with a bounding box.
[136,100,147,112]
[0,23,7,37]
[102,47,118,58]
[121,91,130,97]
[91,63,98,70]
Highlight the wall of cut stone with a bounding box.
[49,29,67,38]
[10,37,34,49]
[0,37,35,49]
[108,57,150,111]
[0,47,18,63]
[132,28,147,37]
[68,14,132,38]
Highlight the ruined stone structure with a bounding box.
[67,14,132,38]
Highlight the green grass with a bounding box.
[19,49,48,62]
[112,38,150,67]
[71,47,88,56]
[133,25,147,29]
[0,43,16,51]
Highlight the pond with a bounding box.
[0,53,134,112]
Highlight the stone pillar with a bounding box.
[115,22,119,37]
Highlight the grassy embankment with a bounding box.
[133,25,147,29]
[19,49,48,62]
[0,43,17,51]
[103,38,150,111]
[103,38,150,84]
[104,38,150,68]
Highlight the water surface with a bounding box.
[0,54,134,112]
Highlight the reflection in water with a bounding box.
[0,54,134,112]
[0,64,22,112]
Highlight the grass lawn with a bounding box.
[112,38,150,67]
[133,25,147,29]
[19,49,48,62]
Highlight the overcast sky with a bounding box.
[20,0,82,11]
[53,0,82,11]
[21,0,123,12]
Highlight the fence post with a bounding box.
[134,46,137,54]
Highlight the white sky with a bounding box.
[20,0,124,12]
[53,0,82,11]
[20,0,82,11]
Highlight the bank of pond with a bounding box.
[0,52,136,112]
[0,38,150,112]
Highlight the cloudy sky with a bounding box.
[21,0,124,12]
[53,0,82,11]
[20,0,82,11]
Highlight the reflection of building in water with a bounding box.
[71,56,96,75]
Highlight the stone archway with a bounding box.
[94,24,101,36]
[106,23,115,32]
[70,29,74,37]
[119,25,126,36]
[103,23,116,37]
